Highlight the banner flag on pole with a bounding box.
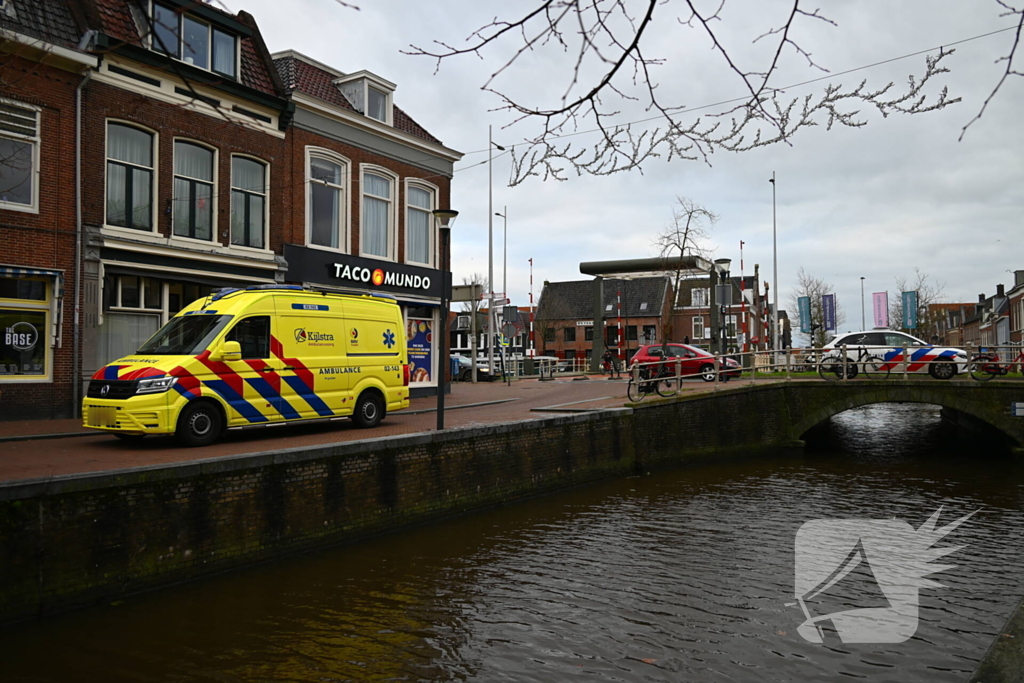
[822,294,836,332]
[873,292,889,328]
[798,296,812,333]
[902,291,918,329]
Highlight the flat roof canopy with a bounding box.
[579,255,713,278]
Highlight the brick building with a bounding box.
[535,277,672,364]
[1,0,459,418]
[671,270,766,352]
[0,0,97,418]
[1009,271,1024,344]
[273,50,461,396]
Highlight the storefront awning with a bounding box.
[0,266,64,297]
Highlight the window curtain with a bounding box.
[230,158,265,248]
[108,124,152,166]
[174,142,213,180]
[310,158,341,248]
[363,173,390,257]
[233,157,265,192]
[407,186,431,264]
[367,88,387,122]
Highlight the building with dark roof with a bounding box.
[535,277,672,363]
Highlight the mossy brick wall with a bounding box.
[0,410,639,623]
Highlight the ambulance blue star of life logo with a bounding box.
[789,507,975,644]
[382,329,396,348]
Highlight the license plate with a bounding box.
[88,406,117,428]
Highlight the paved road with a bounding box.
[0,375,766,483]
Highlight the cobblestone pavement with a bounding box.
[0,375,768,483]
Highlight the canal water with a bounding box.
[4,403,1023,682]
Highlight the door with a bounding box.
[206,315,283,425]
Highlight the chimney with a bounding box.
[1016,270,1024,288]
[978,293,986,303]
[997,284,1005,297]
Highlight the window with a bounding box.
[406,185,434,265]
[106,123,153,230]
[606,326,618,346]
[605,304,613,312]
[308,154,346,250]
[565,349,575,360]
[584,326,594,342]
[693,316,705,339]
[691,288,709,307]
[0,100,39,212]
[231,157,266,249]
[105,275,163,311]
[639,302,648,311]
[361,171,393,258]
[643,325,657,343]
[173,141,214,240]
[563,327,576,342]
[627,325,638,341]
[226,316,270,359]
[1,277,49,379]
[151,3,237,78]
[725,315,737,338]
[543,328,555,342]
[367,87,388,123]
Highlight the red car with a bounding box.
[630,343,741,382]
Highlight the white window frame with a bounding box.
[691,288,709,307]
[171,138,218,243]
[404,179,437,267]
[693,316,705,339]
[149,1,239,80]
[104,120,158,234]
[304,147,350,254]
[0,98,40,214]
[229,154,270,252]
[109,275,164,313]
[359,165,397,262]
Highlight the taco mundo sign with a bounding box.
[284,245,446,299]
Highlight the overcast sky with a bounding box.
[226,0,1023,342]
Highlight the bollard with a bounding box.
[841,344,848,380]
[675,358,682,393]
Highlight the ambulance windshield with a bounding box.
[137,315,232,355]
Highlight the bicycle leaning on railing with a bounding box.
[969,343,1024,382]
[817,345,890,381]
[626,363,676,402]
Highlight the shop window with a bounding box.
[173,141,215,241]
[106,123,153,230]
[0,99,39,212]
[308,152,347,250]
[405,306,434,384]
[1,278,49,378]
[231,156,267,248]
[167,282,214,314]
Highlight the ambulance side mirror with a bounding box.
[217,341,242,362]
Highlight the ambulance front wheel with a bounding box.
[176,400,224,447]
[352,391,384,428]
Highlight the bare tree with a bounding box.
[789,267,845,348]
[407,1,1023,186]
[653,196,717,344]
[887,268,946,336]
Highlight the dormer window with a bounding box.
[334,71,395,126]
[150,2,237,79]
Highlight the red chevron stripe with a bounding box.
[168,365,202,397]
[194,349,245,397]
[270,335,315,390]
[244,359,281,394]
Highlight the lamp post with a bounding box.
[769,172,778,355]
[714,258,732,355]
[860,277,866,330]
[495,207,507,302]
[432,208,458,431]
[487,126,505,379]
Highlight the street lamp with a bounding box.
[860,277,866,330]
[433,208,459,430]
[769,172,778,355]
[714,258,732,355]
[487,127,506,380]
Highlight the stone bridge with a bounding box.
[631,380,1024,461]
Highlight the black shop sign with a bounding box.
[284,245,446,300]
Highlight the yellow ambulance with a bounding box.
[82,285,411,446]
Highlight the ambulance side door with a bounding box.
[275,301,344,419]
[223,315,293,422]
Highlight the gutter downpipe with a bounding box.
[73,30,97,418]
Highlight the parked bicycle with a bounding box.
[969,344,1024,382]
[818,346,890,381]
[626,364,676,401]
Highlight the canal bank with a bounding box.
[0,381,806,625]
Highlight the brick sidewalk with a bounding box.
[0,374,768,482]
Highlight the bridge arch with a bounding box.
[786,381,1023,450]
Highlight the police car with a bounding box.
[821,329,968,379]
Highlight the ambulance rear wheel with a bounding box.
[352,392,384,428]
[176,401,223,447]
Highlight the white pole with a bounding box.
[488,126,495,374]
[502,206,507,303]
[771,171,779,357]
[860,277,866,330]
